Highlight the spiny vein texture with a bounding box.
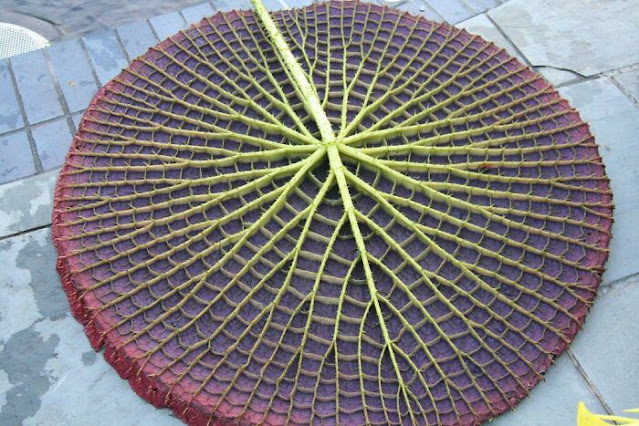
[52,1,613,425]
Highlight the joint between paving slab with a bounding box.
[484,12,533,68]
[6,58,43,174]
[146,19,163,45]
[0,109,81,140]
[43,48,72,118]
[0,223,52,243]
[42,47,77,168]
[459,0,482,14]
[113,28,134,64]
[556,76,599,89]
[606,62,639,106]
[418,0,445,21]
[553,74,630,95]
[78,39,102,90]
[565,349,614,416]
[600,270,639,290]
[608,74,639,108]
[605,61,639,84]
[178,11,192,31]
[534,64,586,80]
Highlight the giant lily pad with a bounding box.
[52,1,612,424]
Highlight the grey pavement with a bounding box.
[489,0,639,77]
[1,0,638,424]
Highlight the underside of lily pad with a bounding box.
[52,1,612,425]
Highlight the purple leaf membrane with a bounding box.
[52,2,612,425]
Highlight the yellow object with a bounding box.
[578,402,639,425]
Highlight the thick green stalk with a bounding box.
[250,0,336,143]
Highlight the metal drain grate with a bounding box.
[0,22,49,59]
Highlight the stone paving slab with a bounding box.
[72,113,84,132]
[426,0,473,23]
[0,131,36,183]
[536,66,581,87]
[458,13,525,63]
[0,229,55,346]
[570,273,639,413]
[559,78,639,285]
[491,354,606,426]
[213,0,252,12]
[181,2,215,24]
[116,20,160,61]
[11,50,64,126]
[285,0,314,8]
[384,0,443,21]
[83,30,129,86]
[0,169,58,239]
[48,40,100,114]
[489,0,639,76]
[24,314,182,425]
[0,229,66,426]
[613,69,639,104]
[263,0,288,11]
[0,60,24,134]
[149,11,187,41]
[0,228,181,425]
[455,15,584,89]
[462,0,499,14]
[31,118,74,171]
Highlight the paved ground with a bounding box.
[0,0,239,42]
[1,0,638,424]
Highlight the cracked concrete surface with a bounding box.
[1,0,639,424]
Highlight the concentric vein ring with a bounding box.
[52,1,613,425]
